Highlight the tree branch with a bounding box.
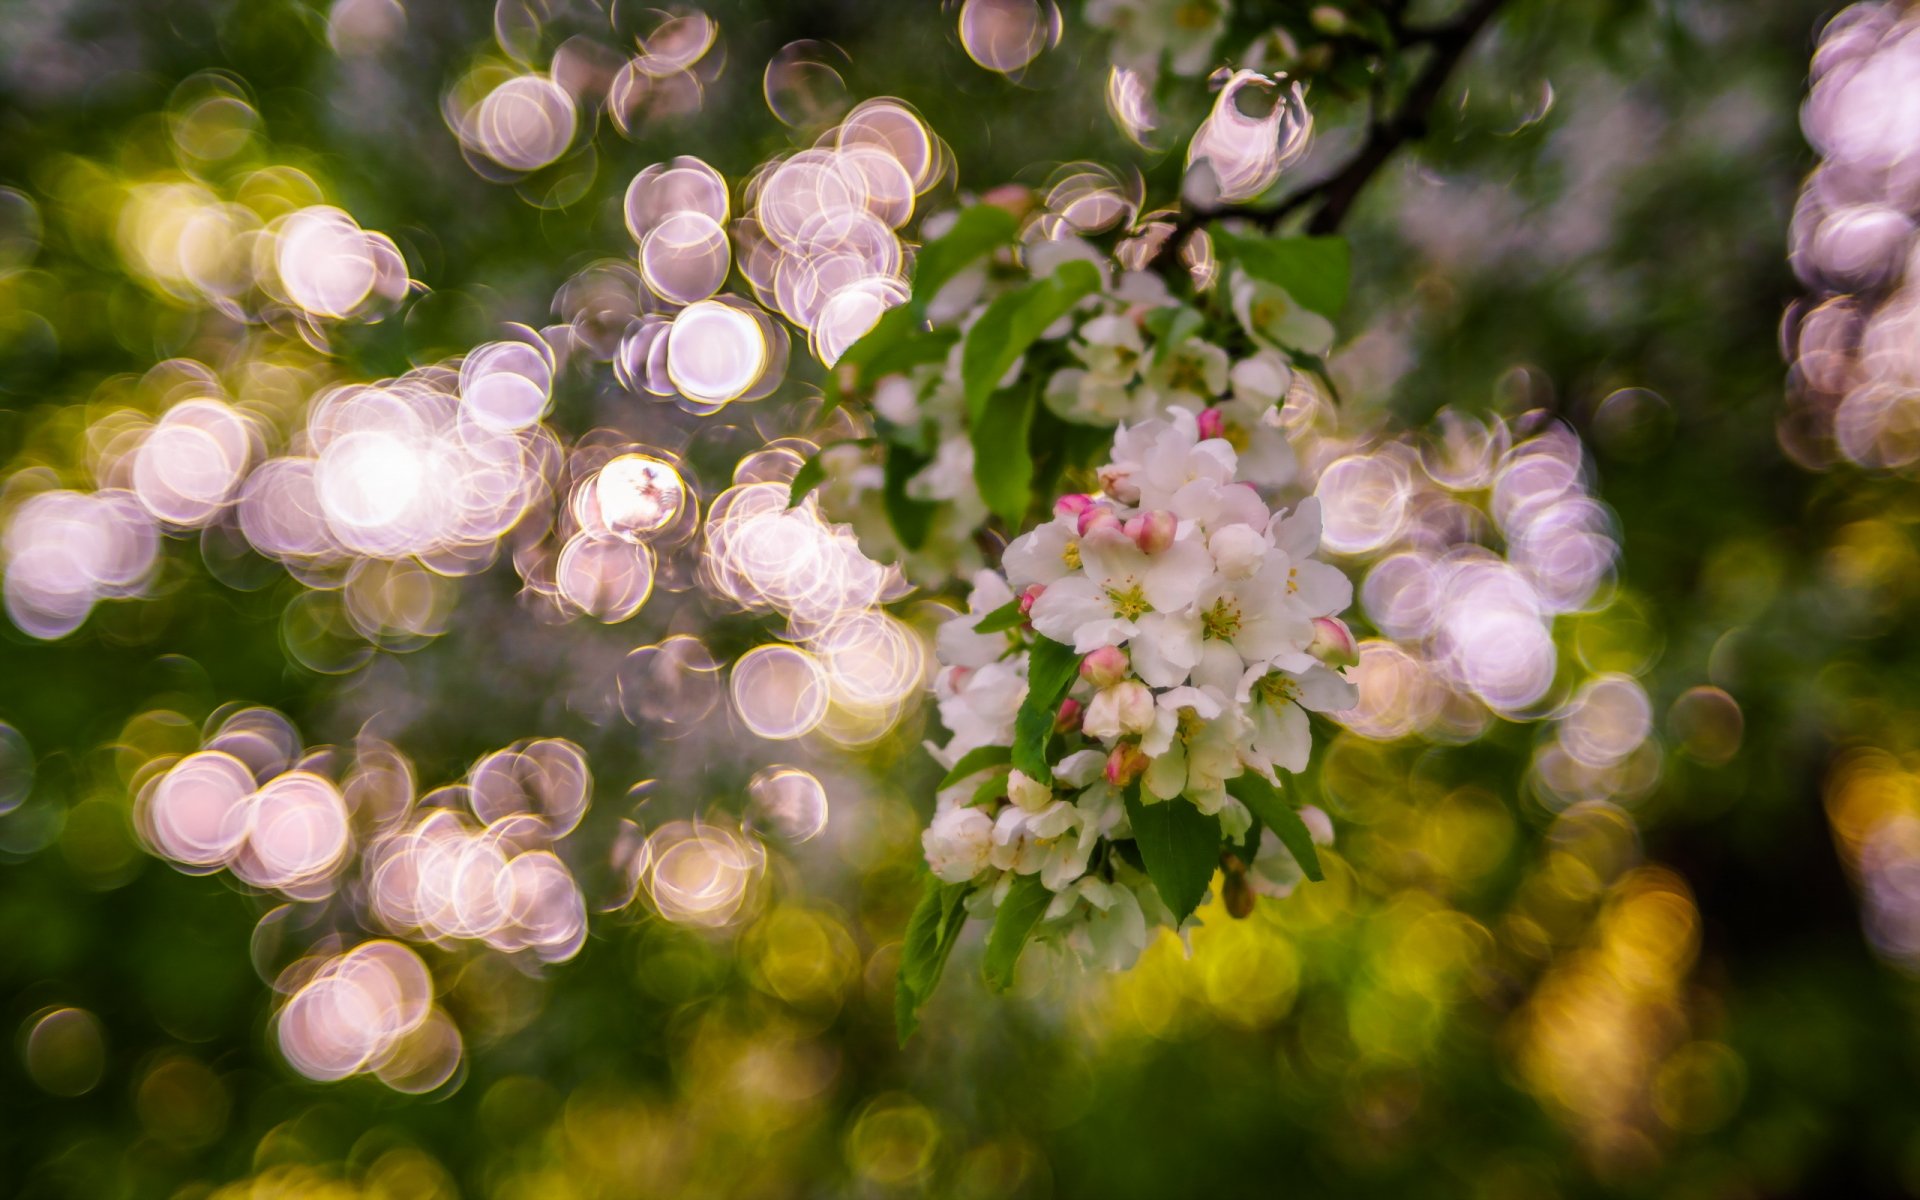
[1163,0,1505,254]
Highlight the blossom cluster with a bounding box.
[819,226,1333,584]
[921,402,1356,972]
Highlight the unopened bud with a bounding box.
[1308,616,1358,668]
[1080,645,1130,688]
[1124,509,1177,554]
[1079,505,1122,537]
[981,183,1034,217]
[1097,464,1141,505]
[1083,680,1154,741]
[1054,493,1095,520]
[1196,406,1226,441]
[1007,768,1052,812]
[1209,524,1266,580]
[1055,696,1084,734]
[1018,584,1045,616]
[1221,854,1256,919]
[1104,742,1150,787]
[1309,5,1349,35]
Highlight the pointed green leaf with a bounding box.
[788,439,879,507]
[972,382,1037,527]
[1011,635,1080,780]
[982,873,1053,993]
[882,443,939,551]
[1213,231,1350,319]
[829,205,1016,410]
[960,258,1102,424]
[1225,773,1324,883]
[1122,788,1223,921]
[1143,305,1206,367]
[787,455,828,508]
[971,598,1025,634]
[896,873,974,1044]
[970,773,1009,807]
[940,744,1012,788]
[909,205,1019,316]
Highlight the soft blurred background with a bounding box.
[6,0,1914,1195]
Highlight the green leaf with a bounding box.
[835,304,915,369]
[787,455,828,508]
[960,258,1102,424]
[896,873,974,1044]
[1122,787,1223,922]
[1224,773,1324,883]
[940,744,1012,788]
[1214,231,1350,319]
[882,443,939,551]
[909,205,1019,317]
[787,439,880,508]
[1143,305,1206,368]
[971,598,1025,634]
[862,324,958,382]
[970,773,1009,807]
[825,205,1016,411]
[820,307,906,414]
[982,873,1053,993]
[972,382,1037,527]
[1011,635,1081,780]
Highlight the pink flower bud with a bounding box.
[1080,645,1130,688]
[1055,697,1084,734]
[1197,406,1226,441]
[1308,616,1359,668]
[981,184,1034,217]
[1124,510,1177,554]
[1104,742,1150,787]
[1054,493,1095,520]
[1018,584,1044,616]
[1208,524,1266,580]
[1097,464,1141,505]
[1079,506,1123,537]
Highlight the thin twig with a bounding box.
[1161,0,1506,254]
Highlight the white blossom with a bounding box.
[936,569,1017,669]
[918,399,1357,976]
[924,806,995,883]
[1231,268,1336,356]
[1028,525,1214,653]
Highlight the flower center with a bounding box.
[1165,358,1207,393]
[1105,581,1150,620]
[1201,597,1242,641]
[1062,539,1082,570]
[1251,296,1298,334]
[1285,566,1300,596]
[1175,706,1207,742]
[1255,671,1298,707]
[1222,423,1250,453]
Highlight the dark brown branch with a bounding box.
[1161,0,1505,255]
[1303,0,1505,234]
